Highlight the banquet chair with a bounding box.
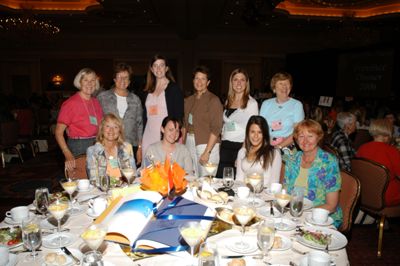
[338,170,360,234]
[353,129,372,151]
[0,121,24,168]
[321,143,339,158]
[65,154,88,179]
[351,157,400,257]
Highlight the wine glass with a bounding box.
[232,199,256,250]
[98,174,110,194]
[222,167,234,191]
[60,177,79,214]
[245,172,264,207]
[203,162,217,182]
[257,218,275,263]
[81,223,108,262]
[35,187,49,219]
[289,187,304,223]
[48,198,69,247]
[179,221,205,266]
[119,158,136,185]
[274,190,291,230]
[22,217,42,261]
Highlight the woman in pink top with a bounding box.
[55,68,103,171]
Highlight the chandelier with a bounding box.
[0,15,60,36]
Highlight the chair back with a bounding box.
[351,157,390,211]
[321,144,339,158]
[65,155,88,179]
[338,170,361,233]
[0,121,19,146]
[353,129,372,150]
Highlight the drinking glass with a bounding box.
[48,198,69,247]
[274,190,291,230]
[257,218,275,263]
[289,187,304,222]
[203,162,217,182]
[99,175,110,194]
[245,172,264,207]
[81,224,108,251]
[179,221,205,266]
[222,167,234,190]
[60,177,79,214]
[232,199,256,250]
[35,187,49,219]
[22,217,42,261]
[119,158,136,185]
[198,242,218,266]
[81,251,103,266]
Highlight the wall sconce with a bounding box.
[51,74,64,86]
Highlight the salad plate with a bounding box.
[271,234,292,251]
[0,226,23,248]
[296,226,347,250]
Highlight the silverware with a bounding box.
[221,254,262,259]
[79,195,100,204]
[291,247,308,255]
[270,201,274,216]
[10,249,42,254]
[289,261,298,266]
[61,247,80,265]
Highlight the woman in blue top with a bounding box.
[283,119,342,228]
[260,72,304,150]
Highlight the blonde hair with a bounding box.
[369,119,393,138]
[73,68,100,91]
[226,68,250,109]
[270,72,293,91]
[294,119,324,143]
[97,113,125,146]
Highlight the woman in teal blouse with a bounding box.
[283,119,342,228]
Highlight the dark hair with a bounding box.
[244,115,276,169]
[114,62,133,79]
[144,54,175,93]
[160,116,182,140]
[192,65,211,80]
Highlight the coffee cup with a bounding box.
[5,206,29,223]
[237,186,250,199]
[89,198,107,215]
[312,208,330,224]
[0,245,10,266]
[78,179,90,191]
[308,250,330,266]
[270,183,282,194]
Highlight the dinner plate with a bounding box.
[274,218,297,231]
[0,226,23,249]
[225,236,258,254]
[68,204,87,216]
[299,254,336,266]
[296,226,348,251]
[42,232,77,249]
[219,257,256,266]
[305,214,334,226]
[3,253,17,266]
[257,207,282,218]
[272,235,292,251]
[4,212,35,225]
[244,197,265,208]
[41,248,82,266]
[215,207,260,227]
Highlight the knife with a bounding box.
[221,254,263,259]
[61,247,80,265]
[270,201,275,216]
[79,195,100,204]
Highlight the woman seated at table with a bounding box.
[236,116,281,187]
[284,119,342,228]
[357,119,400,206]
[145,116,193,174]
[86,113,136,183]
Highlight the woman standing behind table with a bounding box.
[284,120,342,228]
[97,63,143,166]
[145,116,193,174]
[236,116,281,187]
[260,72,304,150]
[55,68,103,171]
[86,114,136,183]
[141,55,184,159]
[357,119,400,206]
[216,68,259,178]
[183,66,223,177]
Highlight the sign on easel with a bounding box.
[318,96,333,107]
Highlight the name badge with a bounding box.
[109,157,119,169]
[226,121,236,131]
[89,116,98,125]
[148,105,158,116]
[188,113,193,125]
[271,120,282,131]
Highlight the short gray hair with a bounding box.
[336,112,356,129]
[73,68,100,91]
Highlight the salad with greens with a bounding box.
[297,227,331,246]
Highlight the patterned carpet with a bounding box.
[0,143,399,265]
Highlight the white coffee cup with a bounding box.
[0,245,10,266]
[312,208,330,224]
[5,206,29,223]
[78,179,90,191]
[237,186,250,199]
[89,198,107,215]
[270,183,282,194]
[308,250,331,266]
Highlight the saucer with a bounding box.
[244,197,265,208]
[274,218,297,231]
[4,213,35,225]
[225,236,258,254]
[305,214,334,226]
[78,185,94,193]
[257,207,282,218]
[42,232,77,249]
[86,208,101,218]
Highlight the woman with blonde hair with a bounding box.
[55,68,103,171]
[357,119,400,206]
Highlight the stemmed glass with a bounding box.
[179,221,205,266]
[222,167,234,191]
[119,158,136,185]
[98,175,110,194]
[48,198,69,247]
[274,190,291,230]
[245,172,264,207]
[81,223,108,263]
[204,162,217,182]
[232,199,256,250]
[22,217,42,261]
[289,187,304,223]
[60,177,79,214]
[257,218,275,263]
[35,187,49,219]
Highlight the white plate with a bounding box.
[40,215,70,230]
[4,253,17,266]
[303,198,313,211]
[68,204,87,216]
[78,185,94,193]
[244,197,265,208]
[225,236,258,254]
[271,235,292,251]
[299,254,336,266]
[4,213,35,225]
[305,214,334,226]
[274,218,297,231]
[42,232,77,249]
[219,257,256,266]
[296,226,348,251]
[86,208,101,218]
[77,194,99,203]
[257,207,282,218]
[41,248,82,266]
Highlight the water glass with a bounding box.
[99,175,110,193]
[257,218,275,263]
[81,251,104,266]
[222,167,234,189]
[35,187,49,219]
[22,217,42,261]
[289,187,304,222]
[198,242,218,266]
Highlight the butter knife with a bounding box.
[79,195,100,204]
[61,247,80,265]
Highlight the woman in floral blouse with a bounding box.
[284,119,342,228]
